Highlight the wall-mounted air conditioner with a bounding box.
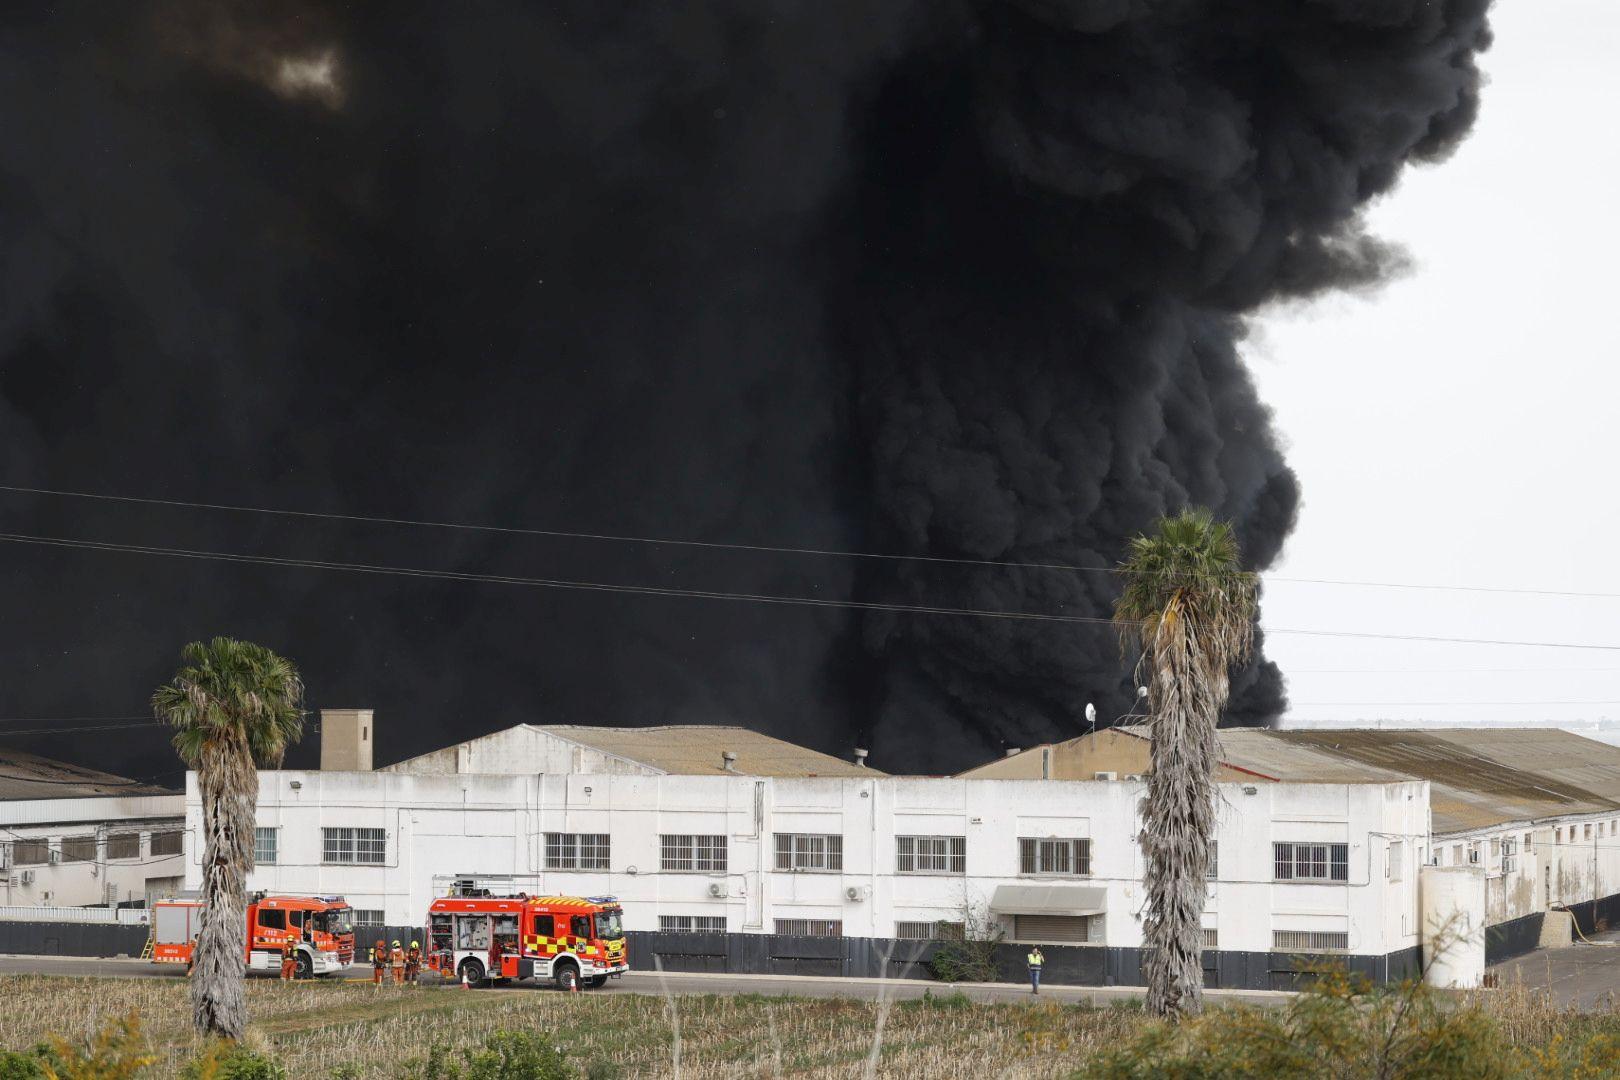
[20,869,35,885]
[845,885,870,903]
[707,882,725,898]
[1094,771,1117,781]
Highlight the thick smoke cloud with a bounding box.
[0,2,1489,777]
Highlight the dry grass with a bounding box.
[0,976,1144,1078]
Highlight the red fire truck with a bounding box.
[152,893,356,978]
[425,888,627,990]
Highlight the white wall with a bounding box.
[380,727,658,777]
[187,770,1426,958]
[1435,810,1620,926]
[0,795,186,909]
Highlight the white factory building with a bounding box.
[179,716,1435,988]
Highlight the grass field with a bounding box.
[0,974,1143,1077]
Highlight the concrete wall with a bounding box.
[380,727,660,777]
[1432,810,1620,927]
[0,795,186,909]
[960,729,1256,784]
[187,770,1426,961]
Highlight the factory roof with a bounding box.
[533,725,884,778]
[0,747,176,801]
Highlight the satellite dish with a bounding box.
[1085,702,1097,725]
[1137,686,1149,699]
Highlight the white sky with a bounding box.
[1252,0,1620,729]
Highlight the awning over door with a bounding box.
[988,884,1107,917]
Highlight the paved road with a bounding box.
[0,954,1287,1007]
[1489,929,1620,1010]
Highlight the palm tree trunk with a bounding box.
[193,738,257,1039]
[1140,606,1220,1018]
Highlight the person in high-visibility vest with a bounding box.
[280,935,299,981]
[390,939,406,985]
[406,940,422,985]
[1027,946,1045,994]
[370,938,387,985]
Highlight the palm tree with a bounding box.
[1114,508,1256,1019]
[152,637,304,1039]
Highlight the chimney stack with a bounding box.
[320,709,374,771]
[853,748,868,767]
[721,750,738,772]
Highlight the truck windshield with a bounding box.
[595,910,624,941]
[315,909,354,936]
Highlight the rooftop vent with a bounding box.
[1004,747,1021,757]
[853,748,868,767]
[721,750,738,772]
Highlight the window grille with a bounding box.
[107,833,139,860]
[1013,914,1100,943]
[1202,928,1219,949]
[254,827,278,866]
[543,832,611,870]
[894,920,966,941]
[660,915,728,933]
[12,839,49,865]
[896,835,966,874]
[660,834,727,873]
[1273,930,1349,953]
[1272,842,1349,883]
[322,827,386,865]
[149,831,184,858]
[350,909,385,928]
[60,836,97,863]
[774,919,842,937]
[773,833,842,872]
[1208,841,1218,880]
[1018,837,1090,876]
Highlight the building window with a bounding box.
[254,827,278,866]
[149,831,184,857]
[1273,930,1349,953]
[1208,841,1218,880]
[774,833,843,872]
[60,836,97,863]
[1585,824,1593,841]
[897,835,966,875]
[659,915,727,933]
[1272,842,1349,883]
[1501,837,1517,874]
[1387,840,1404,882]
[350,909,385,928]
[1524,832,1533,852]
[660,835,727,873]
[12,839,49,866]
[1013,914,1101,944]
[774,919,842,937]
[106,833,139,860]
[895,920,966,941]
[322,827,386,866]
[1468,845,1480,865]
[1018,837,1090,876]
[1202,928,1219,949]
[544,832,610,871]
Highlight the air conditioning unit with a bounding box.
[1094,771,1117,781]
[1469,849,1480,864]
[1124,773,1145,781]
[707,882,725,898]
[20,869,35,886]
[845,885,869,903]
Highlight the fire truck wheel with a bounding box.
[554,962,579,992]
[294,952,314,980]
[458,958,486,987]
[586,976,608,989]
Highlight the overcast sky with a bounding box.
[1253,0,1620,729]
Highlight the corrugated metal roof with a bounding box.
[536,725,885,778]
[1221,728,1620,835]
[0,747,175,801]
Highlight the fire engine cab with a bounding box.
[426,886,628,990]
[152,893,355,978]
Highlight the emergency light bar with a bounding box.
[585,896,619,905]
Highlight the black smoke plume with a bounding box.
[0,2,1490,777]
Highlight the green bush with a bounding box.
[181,1042,286,1080]
[0,1050,49,1080]
[403,1032,575,1080]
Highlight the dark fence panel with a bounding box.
[0,921,149,958]
[1485,912,1545,965]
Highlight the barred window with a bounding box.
[1272,842,1348,883]
[773,833,843,872]
[1202,927,1219,949]
[60,835,98,862]
[660,834,727,873]
[149,831,184,857]
[775,919,842,937]
[1272,930,1349,953]
[544,832,611,870]
[13,839,49,865]
[254,827,279,866]
[107,833,139,860]
[350,909,385,927]
[322,827,386,865]
[1208,841,1218,880]
[897,835,966,874]
[894,920,966,941]
[1500,837,1517,875]
[1018,837,1090,876]
[659,915,727,933]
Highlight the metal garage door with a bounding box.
[1014,915,1095,943]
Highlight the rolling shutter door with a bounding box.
[1014,915,1093,943]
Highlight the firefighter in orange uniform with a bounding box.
[390,939,406,984]
[406,940,422,984]
[279,935,298,981]
[371,938,387,985]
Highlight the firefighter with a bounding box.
[1027,945,1045,994]
[371,938,388,985]
[280,935,299,981]
[390,939,406,985]
[185,932,199,977]
[406,940,422,984]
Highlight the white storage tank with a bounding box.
[1419,864,1486,988]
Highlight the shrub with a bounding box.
[37,1013,156,1080]
[181,1042,286,1080]
[0,1051,49,1080]
[403,1032,575,1080]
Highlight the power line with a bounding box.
[0,722,163,738]
[1290,700,1620,708]
[9,528,1620,653]
[6,482,1620,600]
[0,715,154,727]
[1288,668,1620,674]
